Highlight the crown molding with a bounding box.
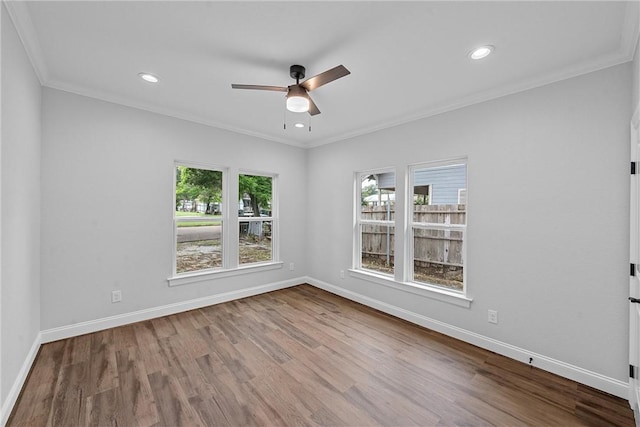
[3,0,49,84]
[308,50,634,148]
[621,0,640,61]
[44,78,307,149]
[5,0,637,150]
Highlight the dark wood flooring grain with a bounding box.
[7,284,635,426]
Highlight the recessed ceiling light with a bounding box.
[138,72,159,83]
[469,45,494,60]
[294,123,305,128]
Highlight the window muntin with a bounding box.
[357,170,396,276]
[174,165,224,275]
[239,174,274,266]
[410,162,466,292]
[353,160,468,297]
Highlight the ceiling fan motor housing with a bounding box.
[290,65,306,82]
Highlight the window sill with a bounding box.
[168,261,283,287]
[348,269,472,308]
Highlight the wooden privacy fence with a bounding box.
[361,204,465,268]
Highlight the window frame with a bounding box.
[354,168,396,277]
[238,171,278,267]
[351,159,472,308]
[409,159,467,294]
[168,162,282,287]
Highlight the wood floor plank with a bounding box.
[7,342,65,426]
[89,329,119,395]
[282,358,381,426]
[86,387,121,426]
[8,284,635,427]
[115,346,159,426]
[112,324,138,351]
[148,371,204,426]
[47,361,89,426]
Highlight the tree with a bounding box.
[177,167,222,213]
[361,183,377,206]
[239,175,272,216]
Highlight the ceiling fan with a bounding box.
[231,64,350,116]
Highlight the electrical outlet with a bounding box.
[289,262,295,271]
[111,290,122,303]
[340,270,345,279]
[488,309,498,324]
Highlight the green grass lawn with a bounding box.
[175,211,221,227]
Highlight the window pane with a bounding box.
[361,223,394,275]
[239,220,272,265]
[239,174,272,218]
[361,172,395,216]
[175,166,224,274]
[176,224,223,273]
[413,227,463,291]
[413,164,466,224]
[176,167,222,215]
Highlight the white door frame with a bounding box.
[630,103,640,418]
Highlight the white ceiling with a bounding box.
[6,1,639,148]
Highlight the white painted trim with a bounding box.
[4,0,636,150]
[348,269,472,308]
[46,81,305,148]
[2,1,47,84]
[168,262,283,287]
[621,1,640,62]
[306,276,629,399]
[307,54,633,148]
[41,277,301,343]
[0,333,41,427]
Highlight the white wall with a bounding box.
[307,64,632,384]
[1,2,41,414]
[40,88,307,330]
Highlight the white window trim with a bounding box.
[168,261,283,287]
[348,268,472,308]
[238,171,279,267]
[169,163,281,286]
[352,159,471,307]
[354,168,396,277]
[408,158,467,295]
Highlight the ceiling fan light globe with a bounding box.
[286,95,309,113]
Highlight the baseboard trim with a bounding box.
[41,278,302,343]
[305,276,629,400]
[1,332,42,427]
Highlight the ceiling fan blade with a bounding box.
[231,84,287,92]
[308,95,320,116]
[300,65,350,92]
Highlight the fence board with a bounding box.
[361,205,464,267]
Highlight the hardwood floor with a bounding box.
[8,284,635,426]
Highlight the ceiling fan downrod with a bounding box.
[289,65,306,84]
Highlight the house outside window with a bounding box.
[353,159,468,298]
[410,161,467,292]
[356,170,396,276]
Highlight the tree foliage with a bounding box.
[361,183,378,206]
[176,167,222,213]
[239,175,272,215]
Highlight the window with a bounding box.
[356,170,395,276]
[239,173,274,265]
[171,163,280,285]
[410,161,466,292]
[353,159,469,303]
[174,165,224,275]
